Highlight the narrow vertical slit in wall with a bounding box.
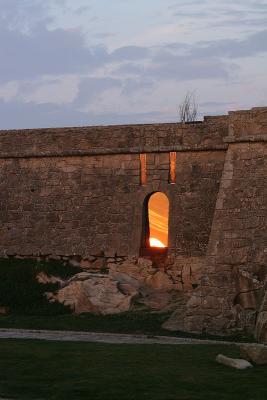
[169,152,176,184]
[140,154,147,185]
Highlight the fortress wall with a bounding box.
[0,117,228,260]
[182,141,267,335]
[228,107,267,140]
[170,151,226,256]
[0,116,228,158]
[0,149,225,259]
[164,107,267,338]
[1,106,266,338]
[0,154,141,258]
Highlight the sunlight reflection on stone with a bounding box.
[149,237,166,248]
[148,192,169,247]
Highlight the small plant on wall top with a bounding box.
[179,91,198,123]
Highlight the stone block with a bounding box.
[240,345,267,365]
[216,354,253,370]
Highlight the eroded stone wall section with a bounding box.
[180,141,267,336]
[0,154,141,257]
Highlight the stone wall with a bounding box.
[0,150,225,259]
[0,116,228,158]
[0,115,228,259]
[170,108,267,340]
[0,106,266,340]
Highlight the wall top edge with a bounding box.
[0,118,228,135]
[0,144,228,159]
[0,107,266,157]
[1,106,267,135]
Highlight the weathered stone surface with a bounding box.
[49,257,189,314]
[240,345,267,365]
[0,118,227,260]
[180,132,267,340]
[79,260,92,269]
[0,106,266,341]
[145,271,174,291]
[216,354,253,370]
[36,272,63,285]
[68,258,81,268]
[56,274,135,315]
[109,258,155,283]
[255,289,267,343]
[255,311,267,344]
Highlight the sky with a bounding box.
[0,0,266,129]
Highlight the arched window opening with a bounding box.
[141,192,169,254]
[149,192,169,248]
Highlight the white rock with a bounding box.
[55,274,136,315]
[216,354,253,370]
[36,272,63,285]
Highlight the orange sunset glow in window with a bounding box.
[148,192,169,248]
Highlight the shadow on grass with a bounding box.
[0,312,255,343]
[0,340,266,400]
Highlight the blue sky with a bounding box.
[0,0,266,129]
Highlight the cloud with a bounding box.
[111,46,151,61]
[74,77,122,107]
[0,99,172,130]
[195,30,267,58]
[148,54,233,81]
[0,0,63,31]
[0,0,266,129]
[121,78,154,96]
[0,25,110,83]
[169,0,267,30]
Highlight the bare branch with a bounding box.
[179,91,198,123]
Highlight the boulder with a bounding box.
[216,354,253,370]
[55,273,136,315]
[138,288,175,310]
[91,258,106,270]
[145,271,174,291]
[240,345,267,365]
[235,269,264,310]
[255,290,267,343]
[109,271,140,289]
[36,272,63,285]
[79,259,91,269]
[138,258,153,269]
[255,311,267,343]
[68,272,95,282]
[109,257,155,282]
[45,256,195,315]
[68,258,81,268]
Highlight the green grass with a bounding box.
[0,257,78,315]
[0,340,266,400]
[0,312,171,334]
[0,313,254,342]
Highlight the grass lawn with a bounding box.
[0,340,266,400]
[0,313,253,342]
[0,312,172,335]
